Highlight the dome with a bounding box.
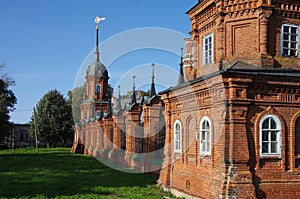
[86,61,108,77]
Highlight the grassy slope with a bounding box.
[0,148,174,199]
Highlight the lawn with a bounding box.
[0,148,175,199]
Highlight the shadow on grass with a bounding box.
[0,148,158,198]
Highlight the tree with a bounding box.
[0,64,17,144]
[67,85,85,124]
[31,90,73,147]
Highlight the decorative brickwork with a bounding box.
[158,1,300,198]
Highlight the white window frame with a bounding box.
[203,33,214,66]
[174,120,182,153]
[281,24,300,57]
[200,116,211,156]
[259,115,282,157]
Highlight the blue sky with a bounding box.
[0,0,197,124]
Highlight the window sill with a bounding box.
[202,62,214,67]
[260,155,282,159]
[281,55,299,58]
[200,154,211,158]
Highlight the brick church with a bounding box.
[72,0,300,198]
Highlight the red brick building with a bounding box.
[73,1,300,198]
[158,0,300,198]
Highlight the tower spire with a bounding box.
[177,48,185,85]
[149,63,156,98]
[94,16,106,63]
[131,75,137,105]
[115,85,122,111]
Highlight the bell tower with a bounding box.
[81,16,109,121]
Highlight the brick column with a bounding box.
[216,14,225,69]
[85,126,91,153]
[259,9,275,67]
[113,114,125,150]
[103,118,113,151]
[224,77,256,198]
[158,97,172,187]
[99,126,104,149]
[125,105,141,162]
[95,125,100,150]
[143,104,161,153]
[259,16,269,55]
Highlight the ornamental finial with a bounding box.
[94,16,106,29]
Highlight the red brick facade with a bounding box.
[72,1,300,198]
[158,0,300,198]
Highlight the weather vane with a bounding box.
[94,16,106,29]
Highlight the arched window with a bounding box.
[295,117,300,168]
[200,116,211,156]
[95,84,101,95]
[260,115,282,157]
[174,120,182,153]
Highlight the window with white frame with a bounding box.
[203,33,213,65]
[281,24,299,57]
[200,116,211,156]
[260,115,282,157]
[174,120,182,153]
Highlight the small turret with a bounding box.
[130,75,137,105]
[177,48,185,85]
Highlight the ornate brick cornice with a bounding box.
[187,0,217,18]
[275,10,300,19]
[269,1,300,19]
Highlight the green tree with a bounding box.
[0,65,17,144]
[67,85,85,124]
[31,90,73,147]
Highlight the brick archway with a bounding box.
[185,115,197,154]
[290,111,300,170]
[295,118,300,168]
[254,107,286,169]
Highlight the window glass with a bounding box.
[203,33,213,65]
[260,115,281,157]
[174,121,181,152]
[200,117,211,156]
[282,24,299,57]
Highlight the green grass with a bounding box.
[0,148,175,199]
